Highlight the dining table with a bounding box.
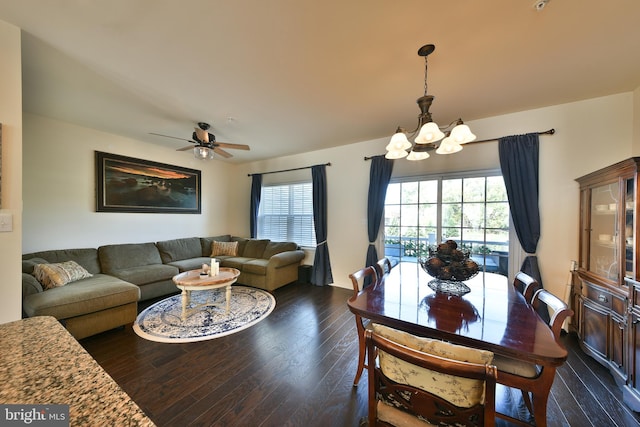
[347,262,568,367]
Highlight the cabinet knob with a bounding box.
[598,294,608,303]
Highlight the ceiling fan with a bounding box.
[150,122,250,159]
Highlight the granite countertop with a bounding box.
[0,316,155,426]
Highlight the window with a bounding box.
[258,182,316,247]
[383,172,510,276]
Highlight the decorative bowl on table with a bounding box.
[419,240,479,296]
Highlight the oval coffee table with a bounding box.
[172,267,241,321]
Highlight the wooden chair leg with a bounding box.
[531,392,548,427]
[353,320,367,386]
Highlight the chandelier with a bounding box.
[385,44,476,160]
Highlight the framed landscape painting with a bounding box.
[96,151,201,213]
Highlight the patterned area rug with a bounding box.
[133,285,276,343]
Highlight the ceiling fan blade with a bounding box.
[149,132,195,143]
[213,147,233,158]
[216,142,250,150]
[176,145,195,151]
[194,127,209,142]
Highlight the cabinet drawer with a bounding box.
[583,283,613,309]
[612,294,627,317]
[629,279,640,308]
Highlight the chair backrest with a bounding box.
[374,257,392,278]
[531,289,574,340]
[348,266,378,298]
[514,271,541,303]
[366,328,497,427]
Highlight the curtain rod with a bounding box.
[363,128,555,161]
[247,162,331,177]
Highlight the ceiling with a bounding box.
[1,0,639,163]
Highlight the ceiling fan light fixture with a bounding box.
[151,122,250,160]
[194,146,214,160]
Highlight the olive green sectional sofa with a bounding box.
[22,235,305,339]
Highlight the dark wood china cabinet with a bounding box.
[574,157,640,410]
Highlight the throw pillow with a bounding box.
[372,323,493,408]
[33,261,93,290]
[211,241,238,257]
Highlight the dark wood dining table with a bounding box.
[347,262,568,367]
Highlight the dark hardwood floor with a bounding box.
[81,282,640,427]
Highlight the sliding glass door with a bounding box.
[383,171,510,276]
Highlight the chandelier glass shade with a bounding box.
[194,146,215,160]
[385,44,476,160]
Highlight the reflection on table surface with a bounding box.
[348,262,567,365]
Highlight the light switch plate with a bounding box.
[0,212,13,232]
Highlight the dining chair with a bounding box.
[349,266,379,386]
[374,257,393,278]
[365,323,497,427]
[513,271,541,303]
[493,289,573,427]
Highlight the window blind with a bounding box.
[258,182,316,247]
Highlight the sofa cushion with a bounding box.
[167,257,212,272]
[211,241,238,257]
[22,273,44,296]
[231,236,249,257]
[109,264,178,286]
[219,257,254,270]
[22,248,102,275]
[243,259,269,275]
[33,261,93,290]
[99,242,163,272]
[200,235,232,256]
[23,274,140,319]
[243,239,270,258]
[22,257,49,274]
[156,237,202,263]
[263,241,298,259]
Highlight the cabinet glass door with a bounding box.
[590,182,619,281]
[625,178,635,279]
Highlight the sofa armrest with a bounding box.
[22,273,43,297]
[268,250,305,268]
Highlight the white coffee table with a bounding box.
[172,267,241,320]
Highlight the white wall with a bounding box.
[240,92,635,299]
[0,20,23,323]
[22,114,246,253]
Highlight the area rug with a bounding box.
[133,285,276,343]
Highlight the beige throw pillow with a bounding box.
[211,240,239,257]
[33,261,93,290]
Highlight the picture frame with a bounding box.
[96,151,201,213]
